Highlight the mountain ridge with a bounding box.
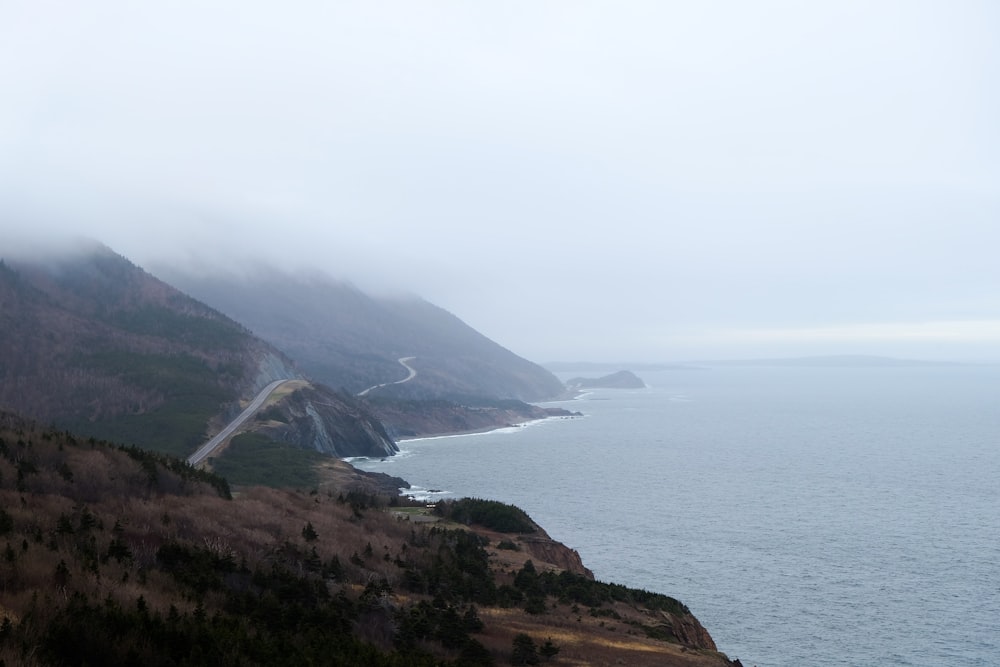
[0,243,394,460]
[158,266,566,402]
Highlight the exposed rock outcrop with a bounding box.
[253,383,397,458]
[252,349,300,391]
[519,534,594,579]
[663,610,719,652]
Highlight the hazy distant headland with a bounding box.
[566,369,646,390]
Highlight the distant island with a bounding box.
[566,369,646,390]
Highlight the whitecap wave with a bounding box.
[345,448,416,465]
[397,416,558,443]
[400,486,455,502]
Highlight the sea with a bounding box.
[352,365,1000,666]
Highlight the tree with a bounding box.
[510,633,539,666]
[539,638,560,661]
[302,521,318,542]
[524,595,547,615]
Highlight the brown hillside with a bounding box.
[0,244,397,461]
[0,411,738,667]
[0,245,279,455]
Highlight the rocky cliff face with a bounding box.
[665,611,719,652]
[519,534,594,579]
[252,350,301,392]
[252,383,397,458]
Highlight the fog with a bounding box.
[3,2,999,362]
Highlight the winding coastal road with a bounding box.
[189,357,416,466]
[357,356,417,397]
[187,379,293,466]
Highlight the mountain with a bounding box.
[0,243,394,460]
[0,410,740,667]
[160,267,566,402]
[0,249,739,665]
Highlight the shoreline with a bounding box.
[348,412,586,502]
[396,412,581,443]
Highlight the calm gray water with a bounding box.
[354,366,1000,666]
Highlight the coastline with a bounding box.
[364,391,581,446]
[344,411,740,667]
[396,412,581,443]
[349,391,742,667]
[345,412,584,500]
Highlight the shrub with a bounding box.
[510,633,539,665]
[435,499,535,534]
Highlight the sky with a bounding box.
[2,1,999,363]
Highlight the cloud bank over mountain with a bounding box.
[3,2,999,362]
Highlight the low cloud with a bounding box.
[3,2,999,362]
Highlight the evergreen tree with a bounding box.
[510,633,539,665]
[302,521,318,542]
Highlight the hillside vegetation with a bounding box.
[0,245,396,460]
[0,246,277,456]
[0,411,738,667]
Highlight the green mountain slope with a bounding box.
[0,243,394,459]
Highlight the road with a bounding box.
[187,379,293,466]
[357,356,417,397]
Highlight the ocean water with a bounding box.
[353,366,1000,666]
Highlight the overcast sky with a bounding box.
[2,1,999,362]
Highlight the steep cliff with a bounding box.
[251,383,397,458]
